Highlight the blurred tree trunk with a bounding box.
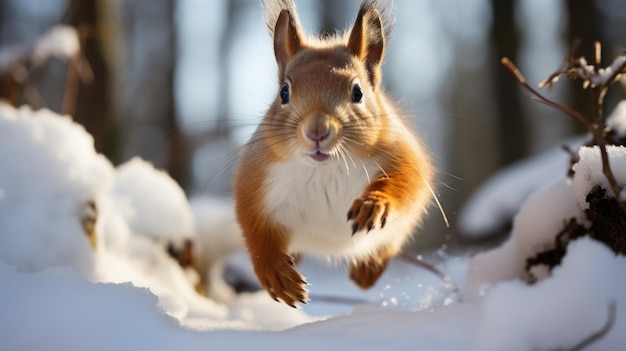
[163,0,189,188]
[489,0,526,165]
[0,2,7,42]
[113,0,187,186]
[215,0,244,138]
[67,0,115,156]
[0,1,16,104]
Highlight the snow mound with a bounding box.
[0,262,178,350]
[457,137,583,237]
[191,196,246,303]
[464,139,626,349]
[0,103,113,277]
[463,179,585,298]
[0,103,314,333]
[113,157,195,244]
[474,238,625,351]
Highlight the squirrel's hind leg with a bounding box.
[349,247,395,289]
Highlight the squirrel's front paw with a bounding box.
[255,254,309,307]
[347,195,390,235]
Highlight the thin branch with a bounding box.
[594,41,602,73]
[62,24,92,117]
[590,87,625,210]
[502,56,626,213]
[554,300,616,351]
[398,252,458,293]
[593,127,625,211]
[501,58,589,127]
[538,39,581,90]
[588,43,626,211]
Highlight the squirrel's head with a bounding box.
[260,0,397,166]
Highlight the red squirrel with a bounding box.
[234,0,434,307]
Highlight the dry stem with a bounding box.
[554,300,616,351]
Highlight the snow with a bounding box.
[474,238,625,351]
[31,25,80,64]
[458,136,584,237]
[190,197,245,303]
[571,99,626,206]
[573,56,626,88]
[1,101,626,350]
[606,100,626,136]
[463,179,586,293]
[0,24,79,76]
[0,103,112,277]
[572,145,626,206]
[113,157,195,245]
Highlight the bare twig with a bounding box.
[62,24,92,117]
[501,58,588,126]
[502,53,626,213]
[538,39,582,90]
[398,252,458,293]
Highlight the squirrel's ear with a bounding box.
[273,9,304,75]
[347,7,385,87]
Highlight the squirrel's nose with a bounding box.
[305,129,329,142]
[304,114,331,142]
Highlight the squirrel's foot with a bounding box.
[349,256,390,289]
[255,254,309,307]
[347,195,390,235]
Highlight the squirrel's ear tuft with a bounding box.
[347,0,395,87]
[262,0,297,35]
[262,0,305,78]
[273,10,304,71]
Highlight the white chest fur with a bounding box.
[264,158,389,258]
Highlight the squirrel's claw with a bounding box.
[347,196,390,235]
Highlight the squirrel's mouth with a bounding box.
[309,150,330,163]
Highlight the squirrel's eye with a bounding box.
[280,83,290,105]
[351,83,363,104]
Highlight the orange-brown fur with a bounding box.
[234,0,433,307]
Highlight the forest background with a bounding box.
[2,0,625,250]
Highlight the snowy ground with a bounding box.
[1,103,625,350]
